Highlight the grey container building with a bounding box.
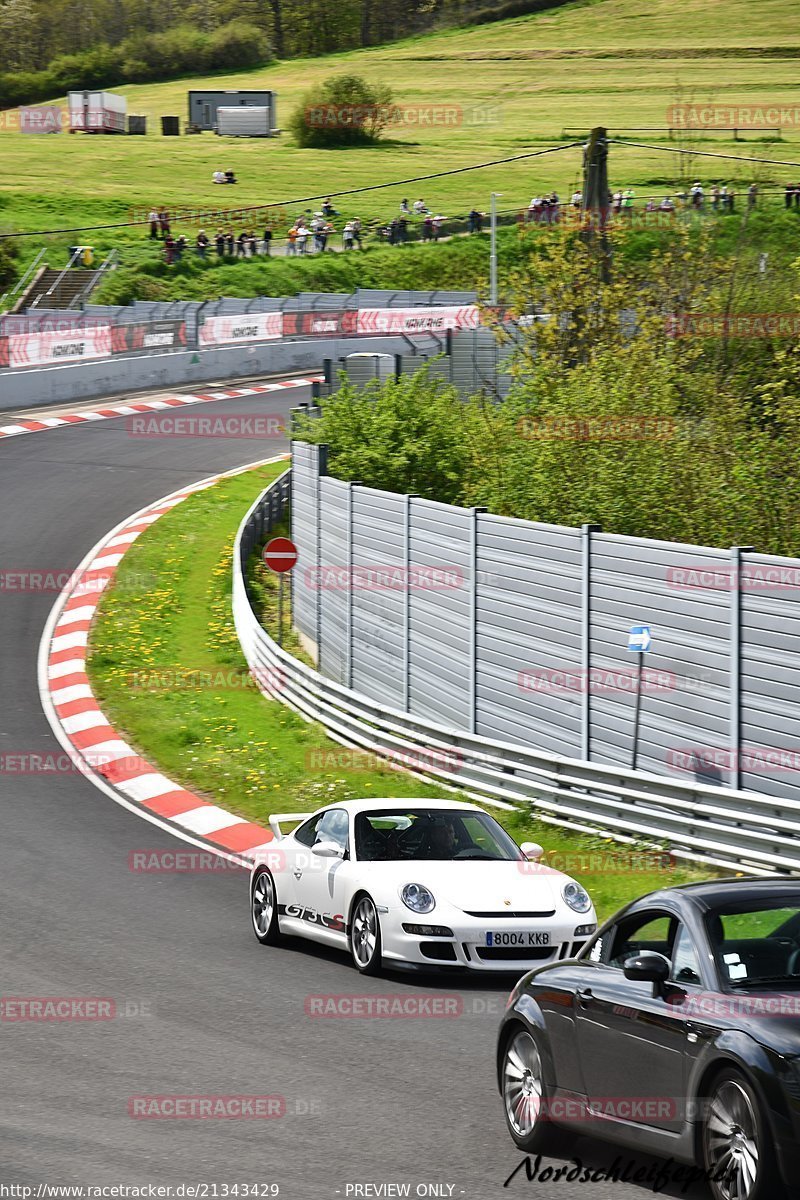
[187,90,278,134]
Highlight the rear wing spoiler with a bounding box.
[268,813,312,841]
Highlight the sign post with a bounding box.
[627,625,652,771]
[263,537,298,647]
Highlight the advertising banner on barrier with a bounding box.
[199,312,283,347]
[356,306,480,335]
[281,311,358,338]
[111,321,188,355]
[8,325,114,368]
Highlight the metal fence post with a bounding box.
[581,523,601,760]
[404,494,415,713]
[347,481,360,690]
[316,444,328,659]
[730,544,755,790]
[470,507,487,735]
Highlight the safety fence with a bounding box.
[234,470,800,877]
[0,289,481,371]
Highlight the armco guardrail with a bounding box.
[234,470,800,877]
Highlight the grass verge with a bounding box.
[86,461,716,919]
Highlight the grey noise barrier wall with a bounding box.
[291,442,800,810]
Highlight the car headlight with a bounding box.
[562,881,592,914]
[401,883,435,914]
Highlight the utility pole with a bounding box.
[581,126,611,282]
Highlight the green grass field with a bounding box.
[85,461,714,921]
[3,0,800,284]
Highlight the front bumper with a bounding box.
[379,908,594,972]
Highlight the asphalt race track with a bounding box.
[0,380,707,1199]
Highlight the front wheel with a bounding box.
[251,868,282,945]
[501,1025,570,1156]
[702,1069,780,1200]
[350,895,382,975]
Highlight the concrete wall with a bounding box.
[0,336,412,409]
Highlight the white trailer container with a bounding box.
[68,91,127,134]
[215,106,272,137]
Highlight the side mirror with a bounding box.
[623,952,670,986]
[311,840,344,859]
[520,841,544,861]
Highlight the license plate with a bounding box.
[485,931,551,947]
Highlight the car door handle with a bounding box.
[576,987,593,1006]
[292,869,302,879]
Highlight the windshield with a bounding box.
[354,809,524,863]
[706,900,800,989]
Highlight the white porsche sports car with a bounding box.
[249,798,597,974]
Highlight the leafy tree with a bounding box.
[289,73,394,149]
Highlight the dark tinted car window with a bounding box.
[294,815,324,847]
[606,912,676,969]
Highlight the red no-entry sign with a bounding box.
[263,537,298,573]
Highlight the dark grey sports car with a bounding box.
[497,878,800,1200]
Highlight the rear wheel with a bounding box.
[501,1025,570,1155]
[251,868,282,945]
[702,1069,780,1200]
[350,895,382,975]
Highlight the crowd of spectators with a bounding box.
[146,178,793,265]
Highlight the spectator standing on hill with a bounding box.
[785,184,794,209]
[174,234,187,261]
[296,224,309,255]
[352,217,363,248]
[727,188,736,213]
[286,226,298,256]
[398,216,408,243]
[432,214,444,241]
[343,222,354,250]
[468,207,483,233]
[263,227,273,256]
[148,208,159,239]
[659,195,675,212]
[196,230,209,258]
[158,208,170,238]
[163,234,176,264]
[422,215,433,242]
[225,230,235,255]
[748,183,758,209]
[215,230,225,256]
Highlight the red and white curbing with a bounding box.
[0,375,322,442]
[39,454,292,864]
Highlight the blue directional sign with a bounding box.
[627,625,652,653]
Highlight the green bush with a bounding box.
[0,22,272,108]
[289,74,395,149]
